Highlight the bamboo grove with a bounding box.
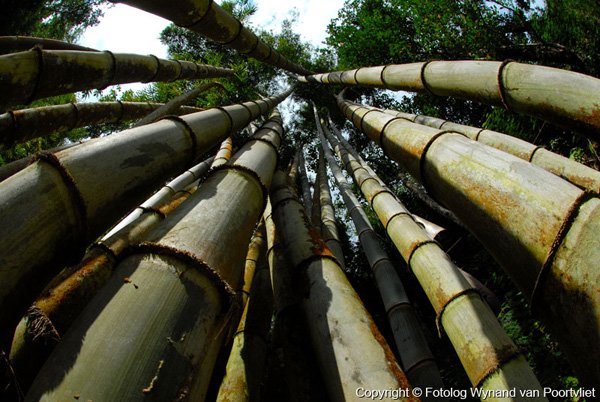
[0,1,599,400]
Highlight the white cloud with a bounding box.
[250,0,344,47]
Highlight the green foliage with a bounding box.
[0,0,106,41]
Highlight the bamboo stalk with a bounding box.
[0,36,97,54]
[0,90,291,345]
[314,135,345,267]
[328,120,499,313]
[114,0,312,76]
[25,111,284,401]
[300,61,600,139]
[378,106,600,194]
[287,152,299,185]
[337,95,600,387]
[269,169,416,401]
[323,120,545,397]
[9,153,214,392]
[211,137,234,169]
[216,222,272,402]
[0,49,234,111]
[0,101,204,150]
[263,198,328,402]
[132,82,224,128]
[315,114,445,394]
[296,149,313,214]
[310,152,323,231]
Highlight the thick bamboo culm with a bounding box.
[0,49,234,111]
[25,111,284,401]
[315,115,445,394]
[114,0,312,76]
[0,101,204,150]
[0,36,97,54]
[217,222,272,402]
[297,149,313,214]
[299,61,600,140]
[0,90,291,345]
[263,198,328,402]
[376,105,600,194]
[337,96,600,387]
[269,170,416,401]
[9,154,216,391]
[323,121,545,396]
[314,138,345,267]
[132,82,224,128]
[287,152,299,184]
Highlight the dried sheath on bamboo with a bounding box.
[25,111,284,401]
[114,0,312,76]
[337,96,600,388]
[378,106,600,194]
[0,90,290,344]
[315,115,445,394]
[10,155,215,391]
[300,61,600,140]
[269,170,416,401]
[217,222,272,402]
[0,101,204,150]
[0,49,234,111]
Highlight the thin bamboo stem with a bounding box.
[25,111,284,401]
[0,49,234,111]
[297,149,313,214]
[337,95,600,387]
[316,114,445,394]
[0,90,291,346]
[114,0,312,76]
[314,133,345,267]
[300,61,600,139]
[324,119,545,397]
[216,222,272,402]
[0,101,204,150]
[0,36,97,54]
[269,170,416,401]
[132,82,224,128]
[378,106,600,194]
[211,137,234,169]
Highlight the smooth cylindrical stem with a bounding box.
[338,97,599,387]
[115,0,312,76]
[0,49,234,111]
[301,61,600,140]
[324,118,545,396]
[25,111,284,401]
[269,170,415,401]
[0,36,97,54]
[0,101,203,150]
[0,90,291,344]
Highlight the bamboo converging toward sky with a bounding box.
[1,0,600,398]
